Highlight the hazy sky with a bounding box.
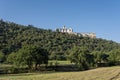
[0,0,120,42]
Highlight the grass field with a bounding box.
[0,66,120,80]
[49,60,72,65]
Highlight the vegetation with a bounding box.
[7,46,48,70]
[69,46,94,70]
[0,19,120,73]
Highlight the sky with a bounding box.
[0,0,120,43]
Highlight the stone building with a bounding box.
[56,26,96,38]
[77,33,96,38]
[57,26,73,34]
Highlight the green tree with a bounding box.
[92,51,109,67]
[7,46,49,70]
[108,49,120,65]
[0,52,5,63]
[7,52,17,65]
[7,47,33,68]
[69,46,93,70]
[32,47,48,70]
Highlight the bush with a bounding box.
[76,63,89,71]
[8,67,19,74]
[108,61,120,66]
[8,67,28,74]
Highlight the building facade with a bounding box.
[57,26,73,34]
[56,26,96,38]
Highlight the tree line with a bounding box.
[69,46,120,70]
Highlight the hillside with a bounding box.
[0,19,120,60]
[0,66,120,80]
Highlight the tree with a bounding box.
[7,52,17,65]
[7,46,33,68]
[7,46,49,70]
[32,47,48,70]
[0,52,5,63]
[92,51,109,67]
[69,46,93,70]
[108,49,120,65]
[56,28,59,32]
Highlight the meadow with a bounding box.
[48,60,72,65]
[0,66,120,80]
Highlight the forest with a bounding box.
[0,19,120,73]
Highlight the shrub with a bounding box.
[8,67,19,74]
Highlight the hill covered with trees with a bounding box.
[0,19,120,72]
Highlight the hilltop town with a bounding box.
[56,26,96,38]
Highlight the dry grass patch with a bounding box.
[0,66,120,80]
